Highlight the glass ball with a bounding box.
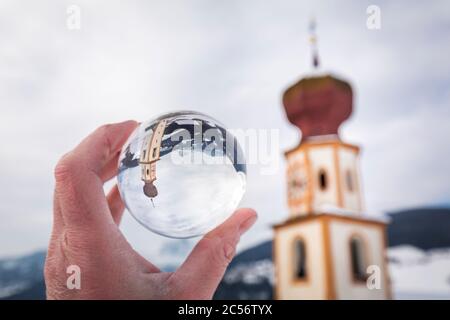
[117,111,247,238]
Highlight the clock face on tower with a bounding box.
[287,164,308,202]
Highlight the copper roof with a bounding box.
[282,74,353,140]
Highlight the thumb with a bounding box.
[171,208,257,299]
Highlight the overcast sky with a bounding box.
[1,1,449,265]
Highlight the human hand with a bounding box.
[44,120,257,299]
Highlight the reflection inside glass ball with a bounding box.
[117,111,247,238]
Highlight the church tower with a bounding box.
[273,21,391,300]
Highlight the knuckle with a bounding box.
[53,154,76,183]
[201,236,237,268]
[95,124,111,140]
[61,228,95,252]
[222,241,237,263]
[97,123,112,132]
[95,124,114,155]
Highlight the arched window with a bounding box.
[318,169,328,191]
[345,170,354,192]
[350,236,367,282]
[293,238,307,279]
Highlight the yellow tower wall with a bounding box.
[274,219,327,299]
[328,218,390,299]
[285,139,362,217]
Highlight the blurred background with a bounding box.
[0,0,449,299]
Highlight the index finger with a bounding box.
[54,120,137,229]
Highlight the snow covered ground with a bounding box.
[388,245,450,299]
[221,245,450,299]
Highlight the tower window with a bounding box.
[350,235,367,282]
[318,169,328,191]
[293,238,307,280]
[346,170,354,192]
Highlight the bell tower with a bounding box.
[283,75,363,217]
[273,20,391,300]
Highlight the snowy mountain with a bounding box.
[214,241,274,300]
[386,208,450,250]
[1,207,450,300]
[0,251,46,300]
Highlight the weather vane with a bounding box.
[309,17,320,69]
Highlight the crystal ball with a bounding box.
[117,111,247,238]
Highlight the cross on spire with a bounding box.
[309,17,320,69]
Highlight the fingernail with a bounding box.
[239,214,257,236]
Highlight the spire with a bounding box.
[308,17,320,69]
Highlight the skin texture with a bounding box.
[44,120,257,300]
